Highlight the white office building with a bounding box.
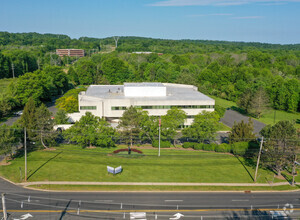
[69,83,215,126]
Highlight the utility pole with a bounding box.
[1,193,7,220]
[113,36,119,48]
[158,117,161,157]
[11,63,15,78]
[254,136,264,182]
[292,154,297,186]
[24,128,27,182]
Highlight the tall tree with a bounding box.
[118,106,147,147]
[161,108,186,141]
[229,119,255,143]
[35,104,54,149]
[248,87,269,118]
[64,112,116,148]
[260,120,298,176]
[19,97,37,139]
[0,124,20,162]
[54,109,69,124]
[182,111,219,143]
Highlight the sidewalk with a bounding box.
[18,181,290,187]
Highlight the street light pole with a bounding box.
[158,117,161,157]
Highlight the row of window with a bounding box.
[80,106,97,110]
[111,105,214,110]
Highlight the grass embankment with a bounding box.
[0,145,293,186]
[212,95,300,128]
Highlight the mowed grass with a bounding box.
[0,145,284,184]
[210,95,300,128]
[0,78,15,93]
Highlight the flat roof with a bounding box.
[84,83,214,102]
[124,82,164,87]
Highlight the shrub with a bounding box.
[231,142,249,155]
[193,143,204,150]
[152,140,171,148]
[215,143,231,153]
[182,142,195,149]
[203,144,216,151]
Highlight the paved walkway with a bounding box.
[18,181,290,187]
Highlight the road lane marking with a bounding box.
[6,208,299,213]
[165,200,183,202]
[94,200,113,202]
[231,200,249,202]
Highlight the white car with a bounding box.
[15,111,23,116]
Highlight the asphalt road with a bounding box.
[1,177,299,219]
[2,99,58,126]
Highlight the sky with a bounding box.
[0,0,300,44]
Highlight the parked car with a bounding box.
[15,111,23,116]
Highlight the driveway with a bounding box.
[2,98,58,126]
[220,109,266,135]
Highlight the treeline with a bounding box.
[0,32,101,79]
[68,50,300,113]
[0,66,71,118]
[89,36,300,53]
[0,32,100,50]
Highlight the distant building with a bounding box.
[56,49,85,57]
[68,83,215,127]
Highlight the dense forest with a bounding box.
[0,32,299,119]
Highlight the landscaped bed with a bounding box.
[0,145,296,187]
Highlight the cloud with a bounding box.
[232,16,263,19]
[149,0,300,7]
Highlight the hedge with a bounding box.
[152,140,172,148]
[193,143,204,150]
[180,141,252,155]
[113,148,143,154]
[215,143,231,153]
[182,142,195,149]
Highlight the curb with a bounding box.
[17,181,291,187]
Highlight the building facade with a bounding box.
[69,83,215,126]
[56,49,85,57]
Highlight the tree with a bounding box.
[182,111,219,143]
[260,120,298,176]
[55,88,86,113]
[35,104,54,149]
[118,106,147,147]
[19,97,37,139]
[229,119,255,143]
[0,124,20,162]
[248,87,269,118]
[161,108,186,141]
[54,109,69,124]
[64,112,116,148]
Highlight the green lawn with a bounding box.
[0,78,15,93]
[217,122,231,131]
[0,145,288,185]
[211,95,238,109]
[210,95,300,128]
